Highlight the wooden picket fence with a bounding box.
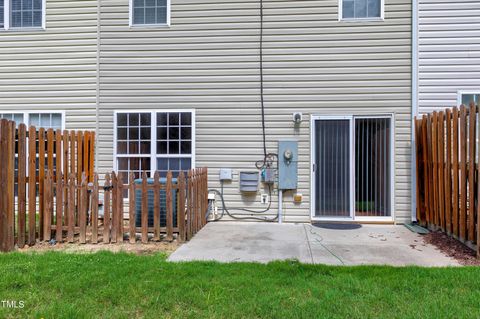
[41,168,208,245]
[414,103,480,255]
[0,119,95,252]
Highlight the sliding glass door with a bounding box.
[314,118,353,218]
[312,116,392,220]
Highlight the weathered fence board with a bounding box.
[416,104,480,256]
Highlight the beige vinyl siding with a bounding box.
[0,0,98,130]
[98,0,411,223]
[418,0,480,113]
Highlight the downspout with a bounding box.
[411,0,419,222]
[95,0,101,171]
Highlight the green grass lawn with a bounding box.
[0,252,479,319]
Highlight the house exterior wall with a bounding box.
[418,0,480,113]
[0,0,412,223]
[98,0,412,223]
[0,0,98,130]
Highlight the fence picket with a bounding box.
[459,105,467,241]
[445,109,452,234]
[67,174,75,243]
[141,173,148,243]
[0,120,5,252]
[153,172,160,241]
[117,172,124,242]
[28,127,37,245]
[468,103,476,242]
[56,173,64,243]
[166,171,173,241]
[43,171,53,241]
[92,173,99,244]
[17,124,27,248]
[178,171,186,242]
[129,173,136,243]
[38,128,45,241]
[187,169,193,240]
[438,112,445,230]
[111,172,118,243]
[103,174,111,244]
[421,116,429,225]
[452,107,460,236]
[79,173,87,244]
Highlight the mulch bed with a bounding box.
[423,231,480,266]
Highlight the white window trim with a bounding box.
[2,0,46,31]
[0,110,65,129]
[310,113,395,222]
[338,0,384,22]
[457,90,480,106]
[113,109,196,177]
[129,0,171,28]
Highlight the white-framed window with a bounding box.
[339,0,383,21]
[114,110,195,179]
[458,91,480,106]
[0,111,64,129]
[1,0,46,30]
[129,0,170,27]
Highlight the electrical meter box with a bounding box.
[278,139,298,190]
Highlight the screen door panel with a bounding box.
[355,118,391,217]
[314,119,351,217]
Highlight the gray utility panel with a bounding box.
[278,139,298,190]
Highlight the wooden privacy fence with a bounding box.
[0,119,95,252]
[414,103,480,255]
[3,166,208,250]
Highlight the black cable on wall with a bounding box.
[259,0,267,158]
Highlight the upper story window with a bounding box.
[130,0,170,27]
[340,0,383,20]
[1,0,45,30]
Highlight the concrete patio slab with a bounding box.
[168,222,460,266]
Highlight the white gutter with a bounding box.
[411,0,419,222]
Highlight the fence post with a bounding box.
[67,174,75,243]
[103,174,111,244]
[178,171,186,242]
[18,124,27,248]
[166,171,173,241]
[153,171,160,241]
[129,173,136,244]
[56,173,64,243]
